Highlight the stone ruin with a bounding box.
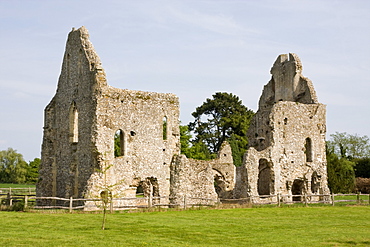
[235,53,330,202]
[36,27,235,208]
[37,27,330,207]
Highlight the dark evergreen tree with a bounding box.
[188,92,254,165]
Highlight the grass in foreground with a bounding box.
[0,183,36,189]
[1,206,369,246]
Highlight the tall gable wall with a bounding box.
[235,53,330,202]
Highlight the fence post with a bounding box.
[24,195,28,208]
[331,193,335,206]
[28,187,31,195]
[69,197,73,213]
[304,193,308,207]
[277,193,281,207]
[148,193,152,208]
[9,187,12,196]
[183,195,187,209]
[110,199,113,213]
[8,193,13,207]
[356,192,360,204]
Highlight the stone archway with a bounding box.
[311,171,320,194]
[258,159,273,195]
[292,179,304,201]
[213,169,226,198]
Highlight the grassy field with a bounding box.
[1,206,369,246]
[0,183,35,189]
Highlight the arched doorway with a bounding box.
[311,171,320,194]
[213,169,226,198]
[258,159,273,195]
[292,179,304,201]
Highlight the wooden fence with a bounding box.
[0,187,35,195]
[1,190,369,212]
[221,193,370,207]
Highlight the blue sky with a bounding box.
[0,0,369,161]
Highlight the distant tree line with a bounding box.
[0,148,39,184]
[326,132,370,193]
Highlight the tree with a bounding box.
[327,132,370,159]
[188,92,254,166]
[180,125,214,160]
[0,148,28,184]
[180,125,191,156]
[26,158,40,184]
[354,157,370,178]
[326,132,370,189]
[326,151,355,193]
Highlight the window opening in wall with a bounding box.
[114,130,125,157]
[213,169,226,198]
[258,159,273,195]
[69,102,78,143]
[162,116,167,140]
[311,171,320,194]
[136,185,144,198]
[305,137,313,162]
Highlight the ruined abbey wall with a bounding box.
[89,86,180,201]
[235,53,330,202]
[37,27,180,202]
[37,27,232,206]
[37,27,330,207]
[170,142,235,205]
[37,28,103,200]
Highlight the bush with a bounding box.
[354,158,370,178]
[355,177,370,194]
[327,153,355,193]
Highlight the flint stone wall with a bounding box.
[235,53,330,202]
[170,142,235,206]
[36,27,234,208]
[37,27,330,207]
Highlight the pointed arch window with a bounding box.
[162,116,167,140]
[69,102,78,143]
[305,137,313,162]
[114,130,125,157]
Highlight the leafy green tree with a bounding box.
[188,92,254,166]
[180,125,214,160]
[26,158,40,184]
[0,148,28,184]
[327,132,370,159]
[353,157,370,178]
[326,151,355,193]
[327,132,370,186]
[180,125,191,156]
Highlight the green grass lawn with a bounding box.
[0,183,36,189]
[1,206,369,246]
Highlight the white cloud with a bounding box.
[166,5,256,36]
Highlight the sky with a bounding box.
[0,0,369,161]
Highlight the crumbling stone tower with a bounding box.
[37,27,180,204]
[235,53,330,202]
